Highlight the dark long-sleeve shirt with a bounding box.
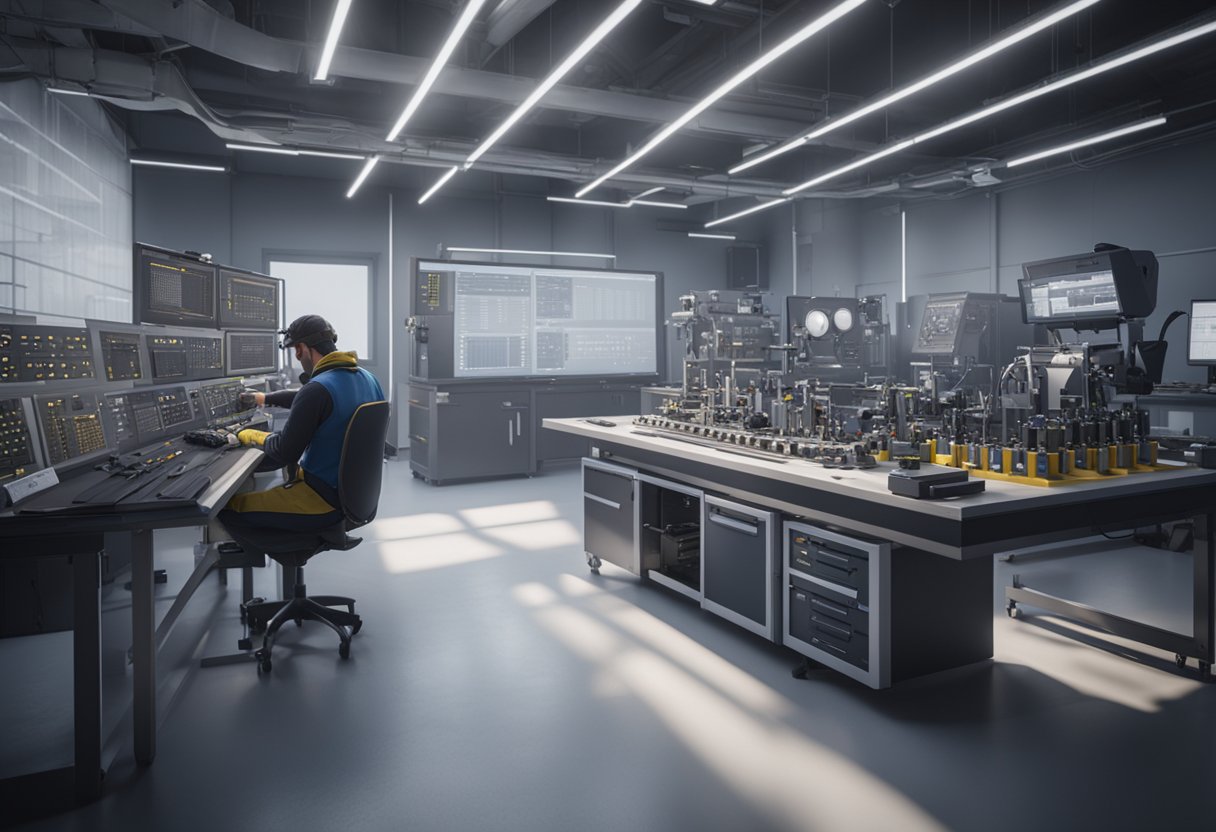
[257,385,334,472]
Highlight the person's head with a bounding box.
[280,314,338,377]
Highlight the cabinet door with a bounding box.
[583,460,637,574]
[701,496,778,640]
[435,391,530,480]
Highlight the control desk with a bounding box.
[1,324,95,383]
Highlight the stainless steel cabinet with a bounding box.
[582,459,638,574]
[409,385,530,484]
[701,496,780,641]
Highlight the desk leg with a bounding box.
[72,549,102,803]
[1194,512,1215,676]
[128,529,156,765]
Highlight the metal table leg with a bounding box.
[72,548,102,803]
[122,529,157,765]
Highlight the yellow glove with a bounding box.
[237,429,270,447]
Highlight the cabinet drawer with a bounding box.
[789,575,869,633]
[788,533,870,603]
[788,581,869,671]
[584,467,635,507]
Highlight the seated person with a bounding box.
[216,314,384,546]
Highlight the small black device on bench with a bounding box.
[887,466,985,499]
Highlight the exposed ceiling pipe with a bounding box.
[74,0,843,144]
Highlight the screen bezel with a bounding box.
[411,257,665,382]
[223,330,280,376]
[217,266,283,331]
[1188,299,1216,367]
[134,244,220,329]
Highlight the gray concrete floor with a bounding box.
[5,459,1215,831]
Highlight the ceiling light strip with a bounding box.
[704,198,789,228]
[774,17,1216,200]
[386,0,490,141]
[446,247,616,259]
[576,0,866,197]
[730,0,1102,174]
[1005,116,1167,167]
[631,186,665,200]
[130,159,226,172]
[315,0,355,81]
[345,155,380,198]
[419,166,459,204]
[628,199,689,209]
[689,232,736,240]
[227,143,298,156]
[464,0,645,168]
[547,196,631,208]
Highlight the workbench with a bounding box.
[544,417,1216,688]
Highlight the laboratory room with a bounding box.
[3,0,1216,829]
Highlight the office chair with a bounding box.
[238,401,390,673]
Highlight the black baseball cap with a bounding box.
[280,314,337,350]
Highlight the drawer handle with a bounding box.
[805,574,858,600]
[811,616,852,640]
[708,513,759,536]
[810,597,850,618]
[810,637,846,656]
[584,493,621,511]
[814,548,854,566]
[815,556,858,575]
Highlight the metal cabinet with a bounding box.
[701,496,780,641]
[638,473,703,602]
[409,385,531,484]
[582,459,638,575]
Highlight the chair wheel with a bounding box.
[1176,653,1187,669]
[255,649,271,673]
[294,618,303,628]
[351,619,362,636]
[339,641,350,659]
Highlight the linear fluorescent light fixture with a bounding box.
[689,232,736,240]
[314,0,355,81]
[631,186,665,200]
[464,0,645,170]
[446,247,616,260]
[346,155,380,198]
[704,198,789,228]
[629,199,689,209]
[547,196,632,208]
[226,143,364,160]
[1005,116,1167,167]
[387,0,489,141]
[47,86,91,97]
[130,158,226,172]
[419,166,459,204]
[577,0,866,197]
[761,17,1216,209]
[730,0,1102,174]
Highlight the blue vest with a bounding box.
[300,366,384,491]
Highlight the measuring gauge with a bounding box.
[804,309,830,338]
[832,307,855,333]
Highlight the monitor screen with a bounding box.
[146,332,225,382]
[218,269,281,330]
[1021,270,1121,325]
[224,331,279,376]
[35,392,108,467]
[136,246,218,328]
[1188,300,1216,365]
[416,261,660,379]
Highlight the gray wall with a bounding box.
[134,167,740,448]
[0,80,131,320]
[748,135,1216,382]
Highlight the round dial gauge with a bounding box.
[832,307,854,333]
[804,309,830,339]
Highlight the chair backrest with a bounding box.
[337,400,390,528]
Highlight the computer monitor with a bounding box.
[1188,300,1216,382]
[218,268,281,330]
[135,245,218,328]
[224,331,279,376]
[145,331,225,382]
[1019,246,1158,329]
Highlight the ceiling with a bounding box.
[2,0,1214,215]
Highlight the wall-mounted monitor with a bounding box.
[135,245,218,328]
[145,331,225,382]
[224,330,279,376]
[218,268,281,330]
[412,259,662,381]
